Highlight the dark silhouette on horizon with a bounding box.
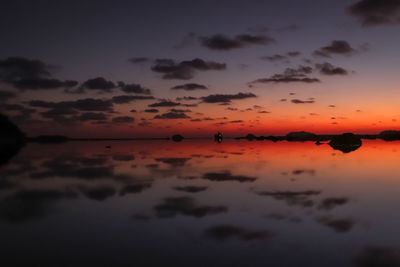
[0,114,25,166]
[329,133,362,153]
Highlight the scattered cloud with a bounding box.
[112,95,154,104]
[171,83,208,91]
[313,40,357,58]
[348,0,400,26]
[151,58,226,80]
[203,171,257,182]
[112,116,134,123]
[316,62,349,75]
[250,66,320,84]
[204,224,273,241]
[118,82,151,95]
[148,100,181,107]
[202,92,257,103]
[201,33,274,51]
[154,112,190,119]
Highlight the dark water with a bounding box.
[1,140,400,267]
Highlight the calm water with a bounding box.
[1,140,400,266]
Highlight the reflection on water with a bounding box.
[1,140,400,266]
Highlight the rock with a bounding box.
[245,134,257,141]
[329,133,362,153]
[286,131,318,141]
[378,130,400,141]
[171,134,184,142]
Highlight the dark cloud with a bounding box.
[0,90,16,102]
[173,186,208,193]
[250,66,320,84]
[169,108,191,113]
[151,58,226,80]
[261,54,288,62]
[348,0,400,26]
[79,186,116,201]
[171,83,208,91]
[29,98,114,112]
[0,189,77,223]
[204,224,272,241]
[155,157,191,167]
[201,33,274,50]
[202,92,256,103]
[128,57,151,64]
[112,154,135,161]
[287,51,301,57]
[316,62,349,75]
[112,116,134,123]
[203,171,257,182]
[154,112,190,119]
[313,40,357,58]
[81,77,116,92]
[154,196,227,218]
[77,112,107,121]
[292,169,315,175]
[118,82,151,95]
[0,57,77,90]
[144,109,159,113]
[316,216,355,233]
[176,96,199,101]
[355,246,400,267]
[318,197,349,211]
[112,95,154,104]
[148,100,180,107]
[291,99,315,104]
[255,190,321,208]
[120,183,152,195]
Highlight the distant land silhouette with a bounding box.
[0,114,25,166]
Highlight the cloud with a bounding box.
[151,58,226,80]
[144,109,159,113]
[169,108,191,113]
[148,100,180,107]
[0,90,16,102]
[355,246,400,267]
[0,57,78,90]
[154,196,227,218]
[204,224,273,241]
[155,157,191,167]
[316,62,349,75]
[112,95,154,104]
[0,189,77,222]
[291,98,315,104]
[255,190,321,208]
[77,112,107,121]
[348,0,400,26]
[250,66,320,84]
[316,216,355,233]
[29,98,114,111]
[128,57,151,64]
[318,197,349,211]
[171,83,208,91]
[80,77,116,92]
[117,82,151,95]
[173,186,208,193]
[154,112,190,119]
[120,183,152,195]
[202,92,257,103]
[200,33,274,50]
[79,186,116,201]
[203,171,257,182]
[313,40,357,58]
[112,116,134,123]
[287,51,301,57]
[176,96,199,101]
[261,54,288,62]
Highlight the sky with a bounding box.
[1,0,400,138]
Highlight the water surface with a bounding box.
[1,140,400,266]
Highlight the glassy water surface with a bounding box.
[1,140,400,266]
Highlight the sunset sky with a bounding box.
[1,0,400,138]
